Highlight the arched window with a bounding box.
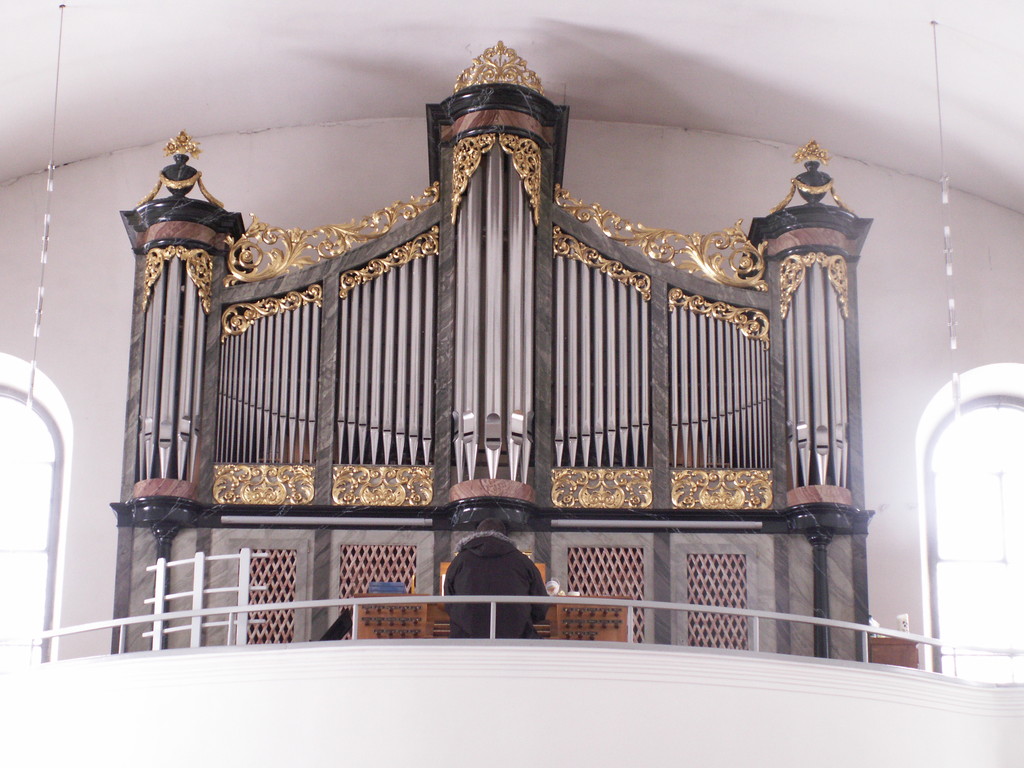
[920,365,1024,683]
[0,355,70,670]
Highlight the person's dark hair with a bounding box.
[476,518,508,535]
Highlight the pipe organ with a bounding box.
[114,43,873,659]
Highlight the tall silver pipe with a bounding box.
[579,263,592,466]
[296,305,311,462]
[591,269,605,466]
[833,297,848,485]
[245,314,259,464]
[381,272,398,465]
[176,281,198,478]
[408,259,424,465]
[453,186,468,480]
[255,314,270,463]
[368,279,384,464]
[669,306,681,466]
[215,324,229,462]
[422,250,436,464]
[356,279,372,465]
[616,283,628,464]
[809,268,830,483]
[506,159,522,481]
[156,258,181,476]
[483,151,505,480]
[794,286,811,483]
[554,257,566,467]
[566,260,579,466]
[395,266,410,465]
[519,192,534,482]
[287,305,302,464]
[462,170,483,481]
[269,311,280,461]
[723,320,735,468]
[759,336,771,468]
[140,273,163,476]
[307,303,320,464]
[336,290,350,463]
[628,289,642,467]
[344,286,360,464]
[606,275,620,465]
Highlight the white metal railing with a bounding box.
[7,594,1024,684]
[143,549,269,650]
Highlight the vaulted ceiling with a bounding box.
[4,0,1021,211]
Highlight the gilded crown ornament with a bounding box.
[454,41,544,95]
[793,139,829,166]
[164,130,202,158]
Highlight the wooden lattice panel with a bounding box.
[566,547,645,642]
[339,545,418,597]
[247,549,297,645]
[686,553,748,649]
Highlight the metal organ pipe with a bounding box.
[483,150,505,480]
[452,148,536,483]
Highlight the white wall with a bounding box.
[4,643,1023,767]
[2,117,1022,651]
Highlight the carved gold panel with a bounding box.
[142,246,213,314]
[223,183,439,285]
[221,284,322,340]
[339,227,439,299]
[213,464,315,505]
[551,468,653,509]
[332,466,433,507]
[451,134,541,225]
[553,227,651,300]
[554,185,767,291]
[778,252,849,319]
[668,288,769,348]
[671,469,773,510]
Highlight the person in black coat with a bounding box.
[444,519,548,639]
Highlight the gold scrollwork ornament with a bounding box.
[213,464,316,505]
[223,183,440,285]
[451,134,541,225]
[554,186,767,291]
[221,284,323,340]
[671,469,773,510]
[778,252,849,319]
[551,468,653,509]
[668,289,769,348]
[553,227,651,301]
[142,246,214,314]
[332,466,433,507]
[453,41,545,95]
[339,227,440,299]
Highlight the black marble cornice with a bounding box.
[116,499,860,536]
[749,204,872,259]
[446,496,540,531]
[426,83,569,185]
[121,197,245,256]
[786,501,874,538]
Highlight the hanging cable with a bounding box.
[28,4,67,408]
[931,20,961,418]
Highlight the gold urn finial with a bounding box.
[164,130,202,158]
[454,41,544,95]
[136,130,223,208]
[793,139,830,166]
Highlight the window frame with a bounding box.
[0,384,65,664]
[922,393,1024,678]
